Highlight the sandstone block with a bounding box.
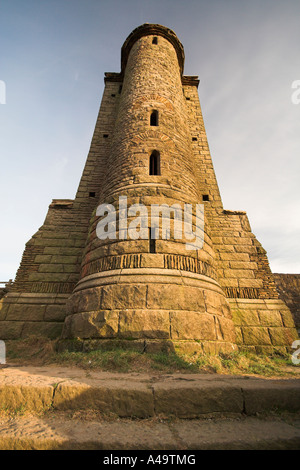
[101,284,147,310]
[257,310,283,327]
[230,308,260,326]
[170,311,216,340]
[147,284,205,311]
[53,382,154,418]
[268,327,298,346]
[224,269,255,279]
[140,253,164,268]
[280,309,298,328]
[215,316,236,343]
[6,304,46,322]
[77,288,101,313]
[203,290,225,316]
[234,327,243,345]
[0,321,24,339]
[21,321,63,339]
[0,301,9,321]
[242,327,272,346]
[44,305,67,322]
[118,309,170,339]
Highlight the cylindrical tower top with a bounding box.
[121,23,185,76]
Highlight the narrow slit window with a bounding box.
[149,151,160,175]
[149,229,156,253]
[150,110,158,126]
[152,37,158,45]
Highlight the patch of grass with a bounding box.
[180,350,299,377]
[55,349,143,372]
[5,336,299,377]
[6,336,55,364]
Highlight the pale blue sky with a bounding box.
[0,0,299,280]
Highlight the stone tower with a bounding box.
[0,24,298,354]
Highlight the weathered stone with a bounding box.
[280,309,298,328]
[170,311,216,340]
[119,309,170,339]
[6,304,46,322]
[152,381,244,417]
[258,310,283,327]
[268,327,298,347]
[0,321,24,340]
[0,301,9,321]
[242,327,272,346]
[53,382,154,418]
[147,284,206,312]
[0,23,297,353]
[44,305,67,322]
[101,285,147,310]
[21,322,63,339]
[63,311,119,339]
[230,308,260,326]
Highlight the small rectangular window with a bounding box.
[202,194,209,201]
[150,110,158,126]
[89,192,96,198]
[152,37,158,45]
[149,229,156,253]
[103,134,109,138]
[149,151,160,175]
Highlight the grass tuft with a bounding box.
[5,336,299,377]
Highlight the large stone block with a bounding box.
[101,284,147,310]
[21,321,63,339]
[0,301,9,321]
[6,304,46,322]
[118,309,170,339]
[147,284,205,311]
[0,321,24,339]
[170,311,216,340]
[230,308,260,327]
[203,290,227,316]
[44,304,67,322]
[268,327,298,347]
[242,327,272,346]
[63,311,119,339]
[215,316,236,343]
[280,309,298,328]
[257,310,283,327]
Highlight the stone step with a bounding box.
[0,366,300,418]
[0,414,299,450]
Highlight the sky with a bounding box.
[0,0,299,281]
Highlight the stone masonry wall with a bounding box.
[273,274,300,329]
[0,79,121,340]
[0,23,298,352]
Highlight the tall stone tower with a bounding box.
[0,24,298,354]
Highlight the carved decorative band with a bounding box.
[21,282,77,294]
[82,253,217,279]
[225,287,260,299]
[82,255,142,277]
[164,254,217,279]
